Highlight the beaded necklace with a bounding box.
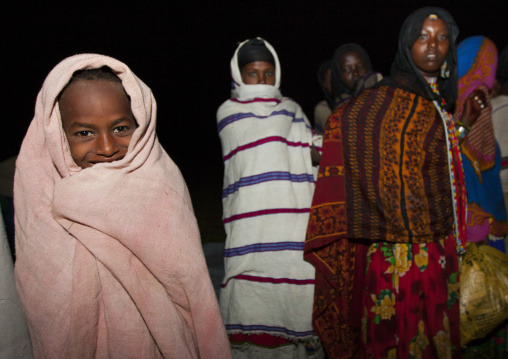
[425,76,467,254]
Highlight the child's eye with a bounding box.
[419,33,427,40]
[439,34,448,40]
[75,131,93,137]
[113,126,130,133]
[266,71,273,77]
[248,72,256,77]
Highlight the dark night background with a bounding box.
[4,1,506,241]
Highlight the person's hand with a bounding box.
[310,145,321,166]
[461,89,486,128]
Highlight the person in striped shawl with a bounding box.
[216,38,323,358]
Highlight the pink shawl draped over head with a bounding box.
[455,36,498,175]
[14,54,231,359]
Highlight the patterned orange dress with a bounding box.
[304,83,466,358]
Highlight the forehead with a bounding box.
[58,79,132,122]
[421,17,448,32]
[340,51,364,64]
[60,79,127,104]
[241,61,275,70]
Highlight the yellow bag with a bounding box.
[459,243,508,346]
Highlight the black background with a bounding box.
[4,1,506,228]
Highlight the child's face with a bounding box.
[241,61,276,85]
[59,80,136,169]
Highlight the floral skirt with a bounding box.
[360,235,461,359]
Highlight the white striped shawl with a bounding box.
[217,94,320,342]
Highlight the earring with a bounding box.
[440,60,450,78]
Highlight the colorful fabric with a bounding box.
[462,146,508,244]
[456,35,507,358]
[426,76,468,254]
[455,36,498,174]
[217,38,323,358]
[455,36,508,244]
[304,83,465,357]
[361,236,460,359]
[14,54,231,359]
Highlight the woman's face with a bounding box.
[241,61,276,85]
[411,17,449,77]
[59,80,137,169]
[339,51,367,91]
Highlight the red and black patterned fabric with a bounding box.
[304,84,465,357]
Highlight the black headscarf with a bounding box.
[317,60,335,110]
[389,7,459,110]
[237,38,275,70]
[496,46,508,84]
[330,43,373,98]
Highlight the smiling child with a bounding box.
[14,54,231,358]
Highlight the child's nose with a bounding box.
[96,133,117,156]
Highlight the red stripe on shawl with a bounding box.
[223,208,310,224]
[231,98,281,104]
[223,136,310,161]
[229,333,291,347]
[221,274,314,288]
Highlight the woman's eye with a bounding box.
[439,34,448,40]
[266,71,273,76]
[419,34,427,40]
[249,72,256,77]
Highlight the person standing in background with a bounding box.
[305,8,466,358]
[217,38,323,358]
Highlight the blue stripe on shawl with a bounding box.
[222,171,314,198]
[224,241,304,257]
[225,324,314,337]
[457,36,484,78]
[217,109,304,133]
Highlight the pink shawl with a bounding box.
[14,54,231,359]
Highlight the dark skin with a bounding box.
[59,80,137,169]
[240,61,276,85]
[240,61,321,165]
[339,51,367,91]
[411,17,483,139]
[460,88,486,132]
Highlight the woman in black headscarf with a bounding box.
[330,43,382,109]
[304,7,466,358]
